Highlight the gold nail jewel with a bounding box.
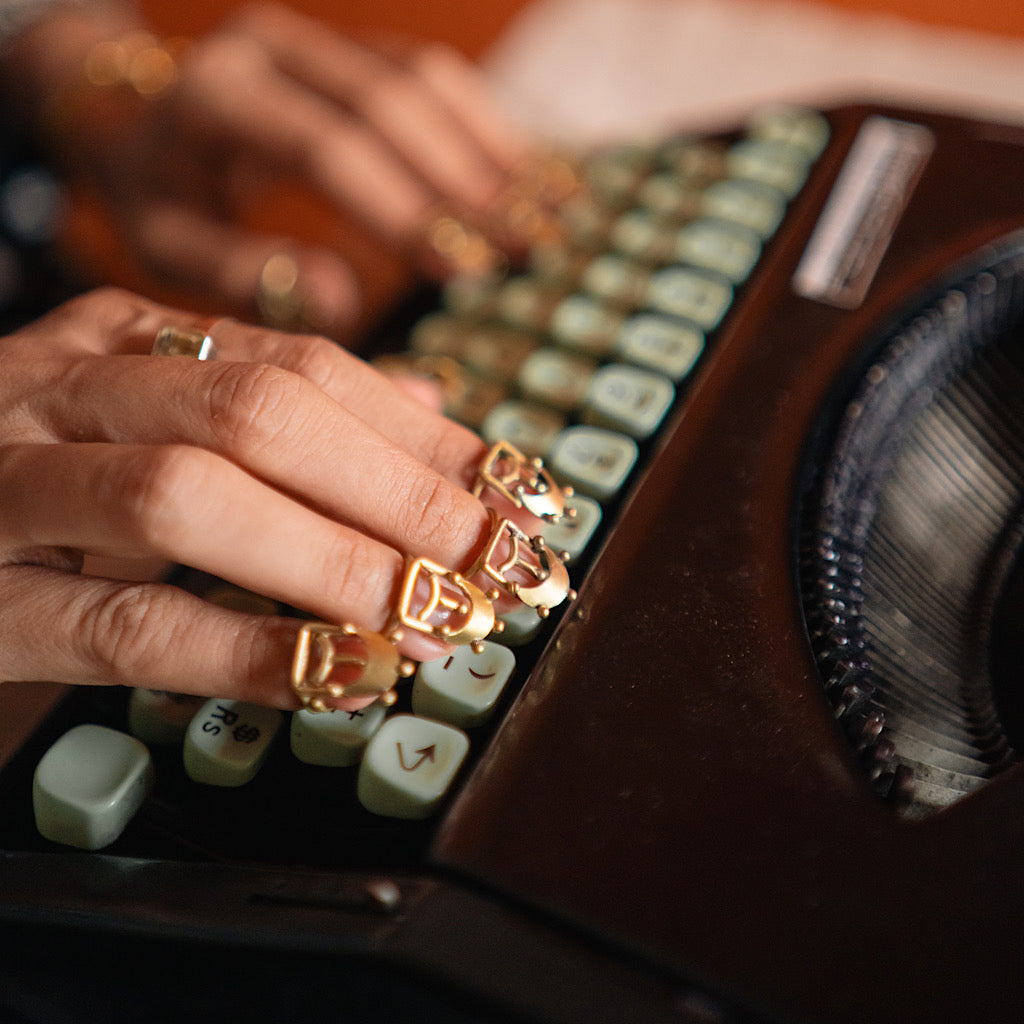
[472,439,575,523]
[466,510,575,619]
[291,622,415,713]
[291,437,578,711]
[393,556,502,653]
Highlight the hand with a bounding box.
[0,288,525,711]
[2,3,532,338]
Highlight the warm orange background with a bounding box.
[141,0,1024,54]
[88,0,1022,329]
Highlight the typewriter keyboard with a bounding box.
[15,105,829,861]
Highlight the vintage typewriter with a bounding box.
[3,101,1024,1023]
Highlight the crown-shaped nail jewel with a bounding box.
[393,555,502,653]
[467,510,575,619]
[473,440,575,523]
[292,622,415,712]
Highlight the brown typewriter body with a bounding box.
[3,103,1024,1023]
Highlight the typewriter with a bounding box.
[3,101,1024,1024]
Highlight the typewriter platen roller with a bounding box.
[4,103,1024,1024]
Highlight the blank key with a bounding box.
[33,724,154,850]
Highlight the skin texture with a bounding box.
[0,5,545,710]
[0,289,536,710]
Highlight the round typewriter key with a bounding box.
[550,293,623,355]
[748,105,830,159]
[541,492,602,564]
[412,641,516,728]
[584,364,675,439]
[674,219,761,283]
[702,177,786,238]
[646,266,733,330]
[480,399,565,458]
[726,137,810,197]
[517,348,596,411]
[548,425,639,502]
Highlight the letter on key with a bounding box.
[184,699,282,786]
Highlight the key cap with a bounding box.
[517,348,596,411]
[290,700,389,767]
[674,219,761,283]
[480,400,565,457]
[412,642,517,728]
[726,137,810,197]
[183,699,282,787]
[128,688,205,745]
[702,177,786,238]
[541,492,603,564]
[646,266,733,330]
[614,313,704,381]
[584,364,675,440]
[357,714,470,819]
[550,293,624,355]
[33,724,154,850]
[549,425,639,502]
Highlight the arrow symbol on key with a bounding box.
[396,743,437,771]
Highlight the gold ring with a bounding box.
[258,253,308,331]
[152,326,217,360]
[422,207,507,278]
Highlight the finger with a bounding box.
[181,318,489,487]
[400,42,531,172]
[0,565,368,710]
[177,39,432,242]
[124,200,362,335]
[0,441,456,663]
[18,349,498,560]
[235,5,520,207]
[389,374,444,412]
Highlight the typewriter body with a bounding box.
[3,102,1024,1023]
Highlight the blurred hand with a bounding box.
[3,3,532,338]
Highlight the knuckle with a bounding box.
[279,333,342,393]
[357,65,419,118]
[408,42,462,77]
[53,287,152,337]
[76,582,172,685]
[391,470,469,554]
[319,533,395,628]
[117,445,210,550]
[204,361,302,458]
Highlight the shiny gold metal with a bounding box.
[84,32,185,98]
[423,208,508,278]
[466,510,575,618]
[393,556,499,652]
[473,440,575,522]
[291,622,414,713]
[152,326,217,360]
[257,253,311,331]
[372,353,468,407]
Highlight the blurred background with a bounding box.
[63,0,1024,330]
